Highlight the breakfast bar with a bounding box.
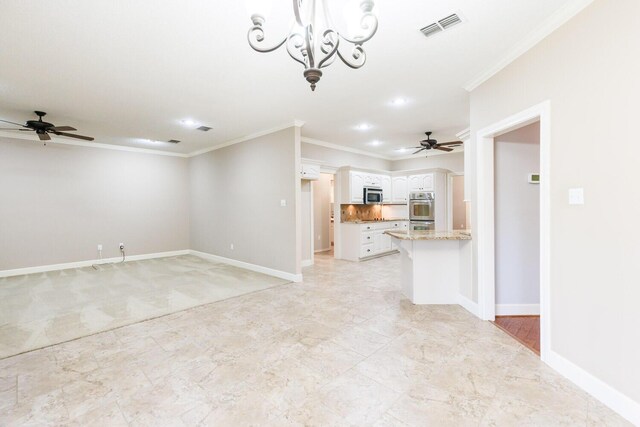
[385,230,472,304]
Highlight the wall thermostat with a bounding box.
[528,173,540,184]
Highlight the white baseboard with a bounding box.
[457,294,480,318]
[496,304,540,316]
[0,250,190,278]
[546,351,640,426]
[314,247,331,253]
[190,250,302,283]
[301,259,314,267]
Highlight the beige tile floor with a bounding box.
[0,255,289,358]
[0,252,631,426]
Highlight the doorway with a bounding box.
[476,101,550,362]
[312,173,335,256]
[448,174,468,230]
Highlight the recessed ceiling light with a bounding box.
[355,123,371,131]
[180,119,198,127]
[369,140,383,146]
[390,97,407,106]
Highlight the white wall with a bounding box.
[494,123,540,307]
[301,142,392,170]
[189,127,299,276]
[0,138,190,270]
[469,0,640,410]
[391,152,464,172]
[312,173,333,252]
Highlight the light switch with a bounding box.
[280,199,287,207]
[568,188,584,205]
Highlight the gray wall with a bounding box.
[391,152,464,172]
[494,123,540,306]
[0,137,190,270]
[189,128,298,275]
[470,0,640,404]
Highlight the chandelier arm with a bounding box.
[247,24,288,53]
[286,32,308,67]
[339,12,378,44]
[318,30,339,69]
[336,44,366,69]
[292,0,304,27]
[305,25,316,69]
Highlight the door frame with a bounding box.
[475,100,551,362]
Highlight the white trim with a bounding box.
[476,100,551,364]
[189,250,303,283]
[0,131,189,158]
[0,250,190,278]
[546,351,640,426]
[189,121,302,157]
[391,148,463,161]
[456,128,470,141]
[301,259,313,267]
[314,247,331,253]
[301,137,393,160]
[457,294,480,318]
[495,304,540,316]
[463,0,595,91]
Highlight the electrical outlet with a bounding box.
[119,243,125,251]
[97,244,103,251]
[230,243,234,250]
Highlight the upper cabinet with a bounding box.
[391,176,408,203]
[380,175,391,203]
[300,163,320,180]
[349,171,365,204]
[408,173,434,192]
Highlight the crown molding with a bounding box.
[392,148,464,161]
[187,121,302,157]
[456,128,470,141]
[0,131,188,157]
[463,0,595,92]
[301,137,393,161]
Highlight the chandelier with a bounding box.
[247,0,378,91]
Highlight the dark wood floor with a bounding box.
[493,315,540,356]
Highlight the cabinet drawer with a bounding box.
[360,244,375,258]
[361,232,374,244]
[360,224,375,232]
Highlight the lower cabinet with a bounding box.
[341,221,408,261]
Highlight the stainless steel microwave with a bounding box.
[363,187,383,204]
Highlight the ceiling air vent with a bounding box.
[168,139,181,144]
[439,14,462,29]
[420,23,442,38]
[197,126,212,132]
[420,13,464,38]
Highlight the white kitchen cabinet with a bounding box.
[300,163,320,180]
[350,171,365,203]
[391,176,408,203]
[380,175,392,203]
[408,174,434,192]
[339,221,408,261]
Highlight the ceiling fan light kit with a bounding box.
[247,0,378,91]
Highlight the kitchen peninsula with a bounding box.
[386,230,472,305]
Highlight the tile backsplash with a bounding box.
[340,204,383,222]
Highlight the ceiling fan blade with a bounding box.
[49,126,77,132]
[52,131,94,141]
[0,119,27,127]
[38,132,51,141]
[438,141,463,146]
[413,148,426,155]
[434,146,454,152]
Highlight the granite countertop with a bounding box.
[343,218,409,224]
[385,230,472,241]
